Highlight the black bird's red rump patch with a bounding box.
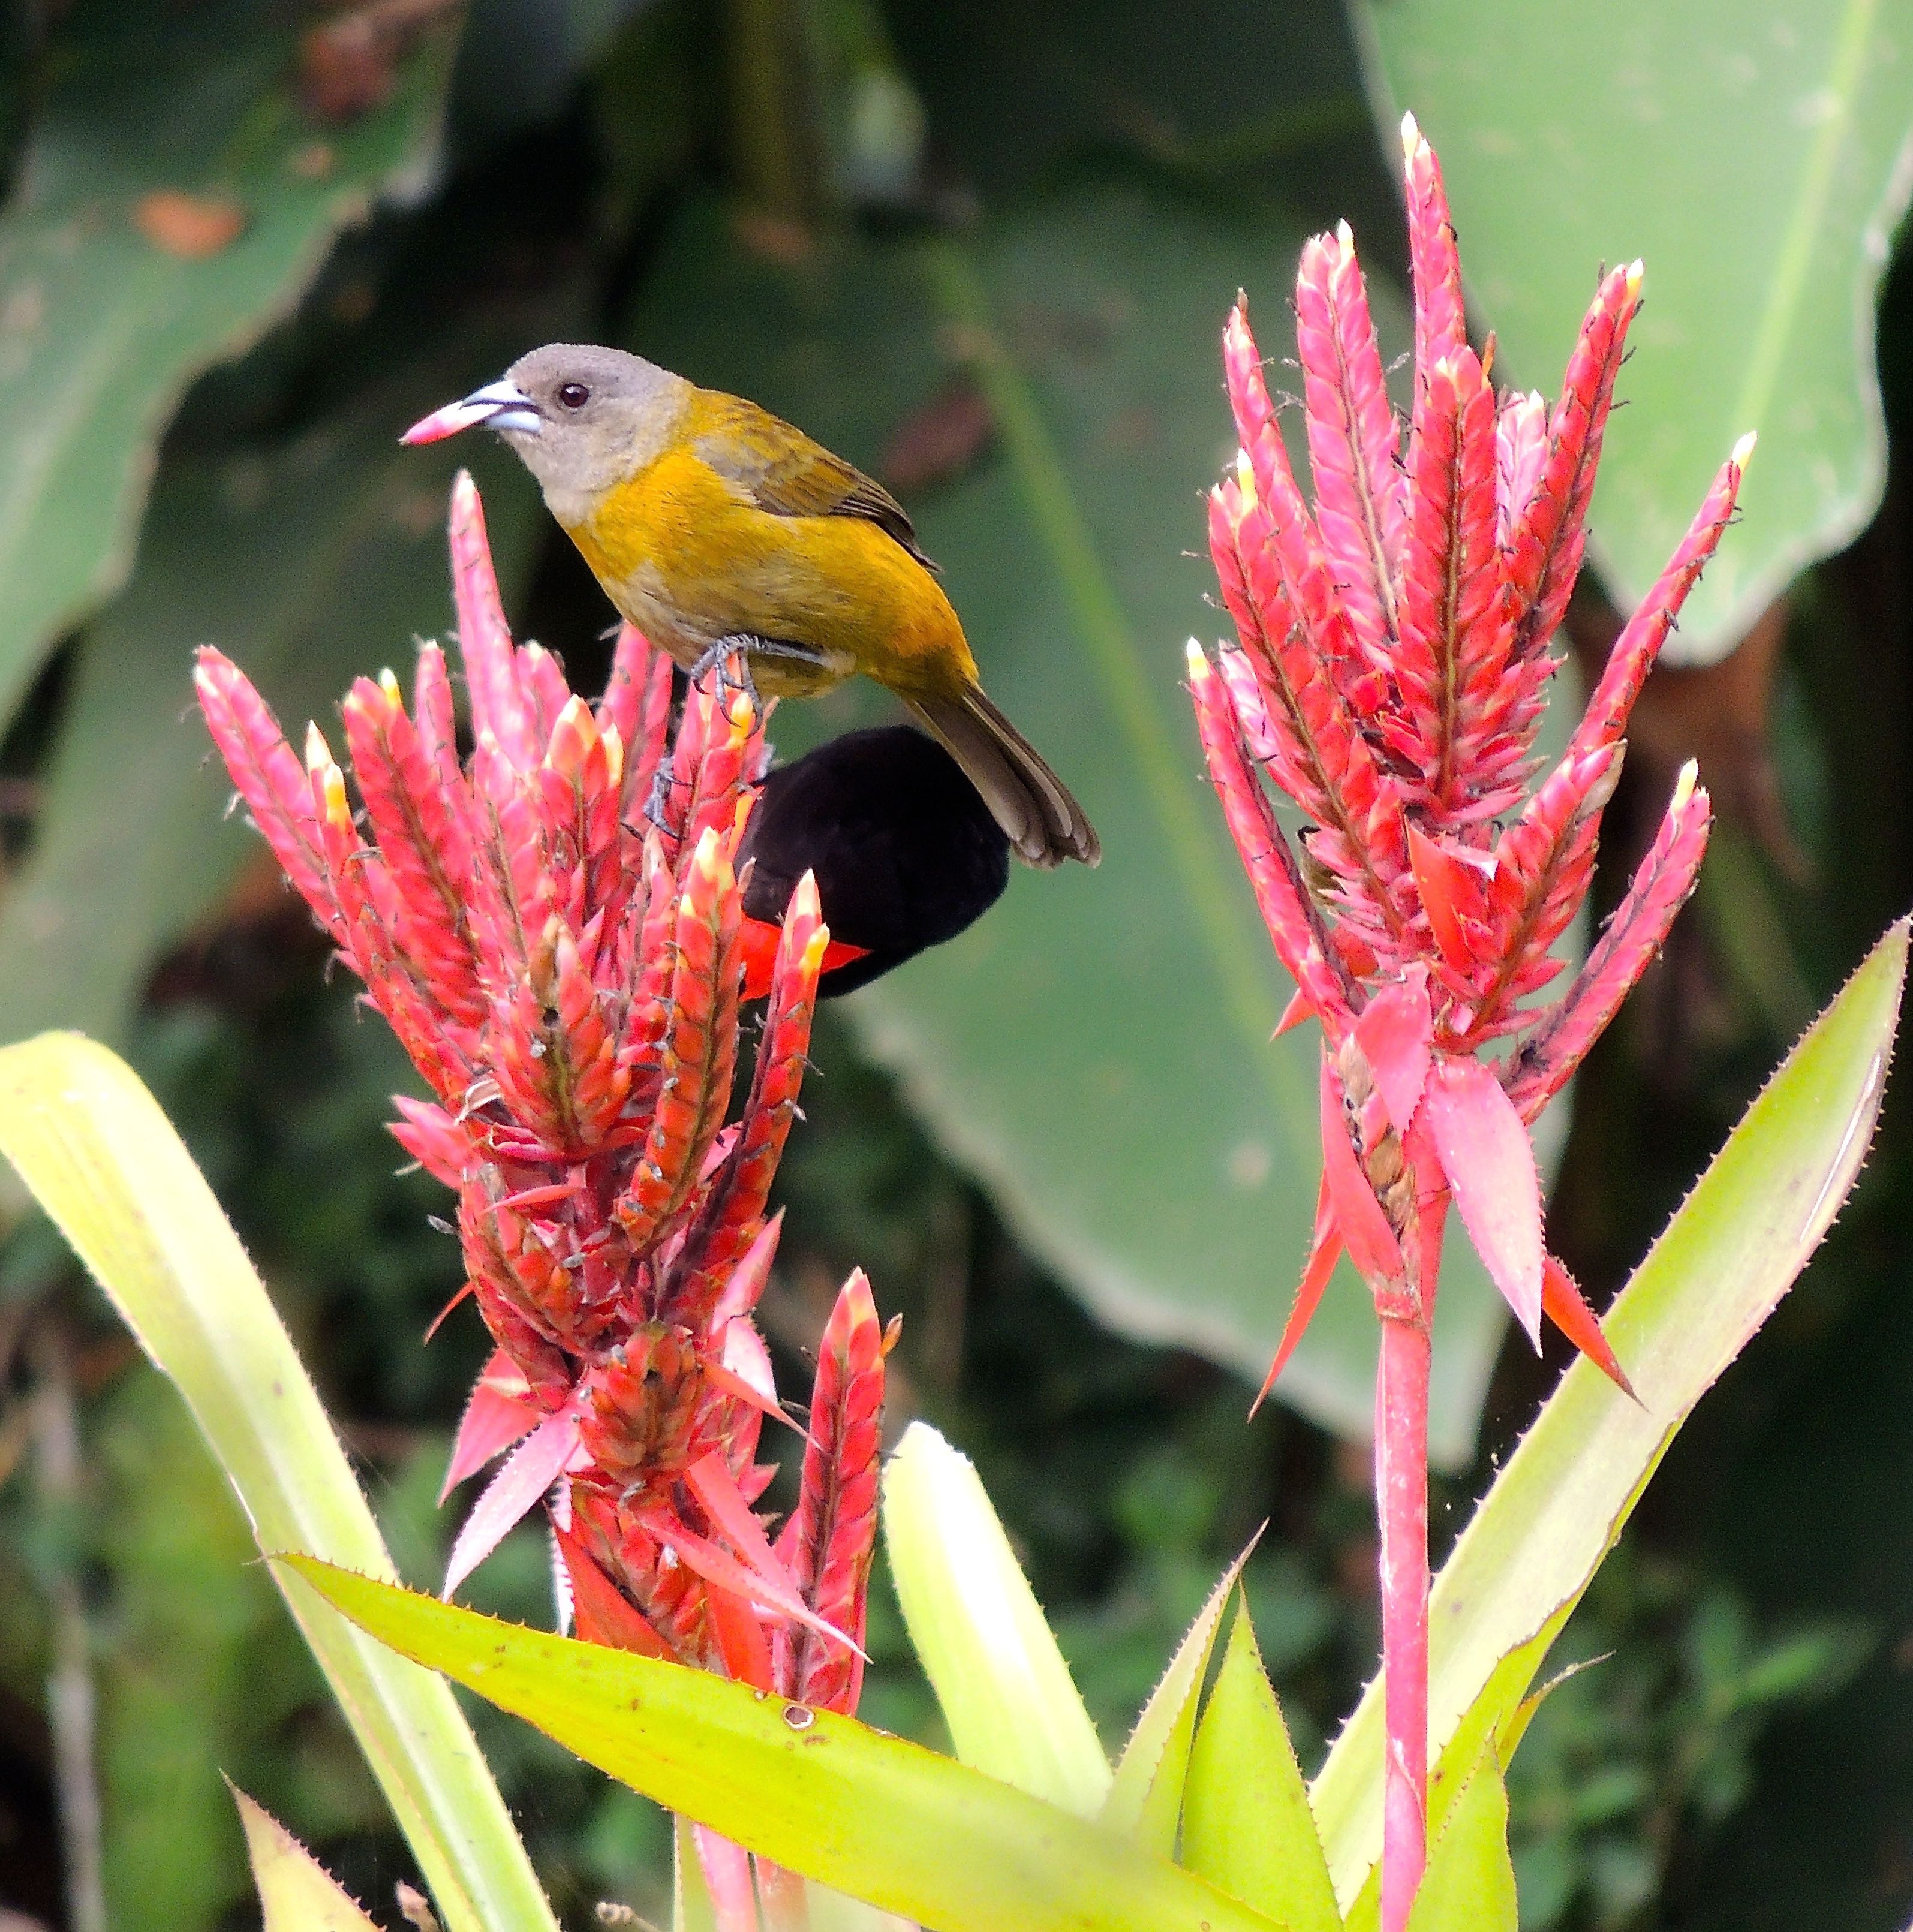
[738,726,1012,999]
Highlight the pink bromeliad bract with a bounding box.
[1189,113,1747,1928]
[197,473,886,1725]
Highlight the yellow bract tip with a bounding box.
[1626,259,1644,294]
[692,824,722,878]
[801,925,831,975]
[1401,110,1421,154]
[1335,217,1354,252]
[1234,447,1257,506]
[320,764,350,824]
[1671,758,1700,812]
[378,667,402,706]
[602,722,624,787]
[304,721,332,774]
[1184,637,1211,679]
[1731,430,1758,470]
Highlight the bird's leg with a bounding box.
[640,757,676,835]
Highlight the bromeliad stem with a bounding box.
[755,1855,812,1932]
[1375,1309,1431,1932]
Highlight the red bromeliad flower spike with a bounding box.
[198,470,895,1922]
[1190,112,1749,1930]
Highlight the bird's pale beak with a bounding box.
[400,379,542,445]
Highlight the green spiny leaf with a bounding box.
[1099,1541,1254,1852]
[231,1784,381,1932]
[1181,1598,1340,1931]
[1403,1746,1518,1932]
[0,1034,558,1932]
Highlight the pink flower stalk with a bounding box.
[197,473,890,1756]
[1190,113,1748,1929]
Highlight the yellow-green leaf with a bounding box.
[287,1557,1297,1932]
[1403,1749,1517,1932]
[1337,1629,1568,1930]
[0,1033,557,1932]
[882,1421,1109,1813]
[1181,1599,1340,1931]
[231,1783,381,1932]
[803,1880,919,1932]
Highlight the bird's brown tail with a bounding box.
[904,686,1100,869]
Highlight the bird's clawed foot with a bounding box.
[689,637,762,707]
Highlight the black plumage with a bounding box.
[739,725,1011,997]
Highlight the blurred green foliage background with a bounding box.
[0,1,1909,1927]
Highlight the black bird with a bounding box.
[738,725,1012,998]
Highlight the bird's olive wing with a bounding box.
[694,395,939,571]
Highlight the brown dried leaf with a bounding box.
[394,1880,442,1930]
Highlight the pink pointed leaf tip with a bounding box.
[443,1407,585,1599]
[1253,1181,1343,1416]
[440,1350,539,1502]
[1423,1058,1543,1345]
[1542,1255,1639,1403]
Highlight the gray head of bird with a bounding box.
[401,343,693,514]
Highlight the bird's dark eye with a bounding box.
[557,381,590,409]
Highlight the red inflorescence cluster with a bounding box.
[198,471,888,1710]
[1189,113,1744,1391]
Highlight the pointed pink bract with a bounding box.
[1353,969,1434,1136]
[440,1349,539,1502]
[443,1407,584,1599]
[1422,1058,1544,1346]
[1319,1054,1407,1281]
[1252,1178,1344,1415]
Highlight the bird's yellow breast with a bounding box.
[562,447,974,700]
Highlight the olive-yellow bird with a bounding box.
[403,345,1099,869]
